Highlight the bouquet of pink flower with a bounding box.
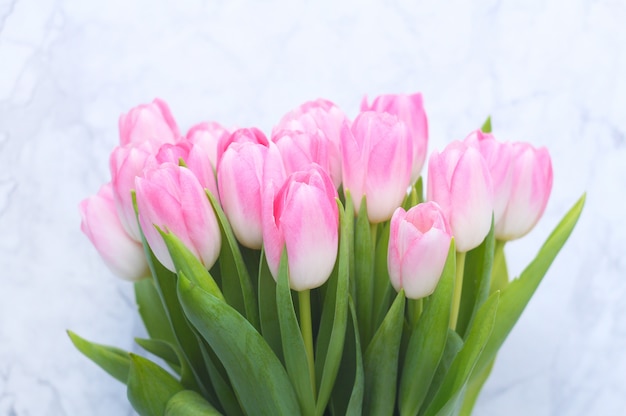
[71,95,583,415]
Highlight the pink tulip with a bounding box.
[154,141,219,201]
[263,165,339,291]
[387,203,452,299]
[342,111,413,223]
[79,183,148,281]
[464,130,514,224]
[273,99,349,187]
[427,141,494,252]
[135,163,221,272]
[217,128,282,249]
[495,142,553,240]
[361,93,428,183]
[186,121,230,170]
[119,98,181,147]
[109,143,154,241]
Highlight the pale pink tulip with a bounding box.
[154,142,219,200]
[495,142,553,240]
[263,165,339,291]
[464,130,513,224]
[361,93,428,183]
[119,98,181,147]
[342,111,413,223]
[427,141,494,252]
[387,202,452,299]
[79,183,148,281]
[217,128,280,249]
[186,121,230,170]
[109,143,154,241]
[135,163,221,272]
[273,99,349,187]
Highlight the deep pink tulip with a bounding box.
[387,203,452,299]
[135,163,221,272]
[495,142,553,240]
[118,98,181,147]
[342,111,413,223]
[79,183,148,281]
[263,165,339,291]
[217,128,281,249]
[186,121,230,170]
[427,141,494,252]
[361,93,428,183]
[273,99,349,187]
[154,141,219,201]
[464,130,514,224]
[109,143,154,241]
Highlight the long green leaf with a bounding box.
[165,390,222,415]
[134,278,177,345]
[354,197,375,346]
[363,290,406,416]
[199,341,244,416]
[399,240,456,415]
[258,249,284,361]
[135,338,182,374]
[127,354,184,416]
[314,199,350,415]
[456,219,495,338]
[472,194,585,378]
[67,331,130,384]
[276,250,316,415]
[422,292,499,416]
[206,190,260,330]
[177,272,301,415]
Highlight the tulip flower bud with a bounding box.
[495,142,553,240]
[361,93,428,183]
[186,121,230,170]
[387,203,452,299]
[79,183,148,281]
[118,98,181,147]
[154,141,219,201]
[216,128,280,249]
[263,165,339,291]
[427,141,494,252]
[342,111,413,223]
[464,130,514,224]
[273,99,349,188]
[109,143,154,241]
[135,163,221,272]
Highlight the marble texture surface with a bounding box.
[1,0,625,414]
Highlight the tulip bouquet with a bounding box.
[70,95,584,416]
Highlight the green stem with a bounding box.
[449,251,466,330]
[407,298,423,330]
[491,240,509,294]
[299,289,316,397]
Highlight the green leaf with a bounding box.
[472,194,585,379]
[134,278,177,345]
[422,292,499,416]
[372,221,392,329]
[456,219,495,338]
[177,272,301,415]
[490,239,509,294]
[199,341,244,416]
[276,250,316,415]
[459,357,495,416]
[165,390,223,415]
[398,240,456,415]
[127,354,184,416]
[354,197,375,346]
[135,338,181,374]
[206,190,260,330]
[314,199,350,415]
[67,331,130,384]
[258,249,284,361]
[363,290,406,416]
[481,116,492,133]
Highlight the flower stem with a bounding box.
[449,251,466,331]
[299,289,316,397]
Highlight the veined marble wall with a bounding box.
[1,0,624,414]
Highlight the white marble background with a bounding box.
[1,0,624,414]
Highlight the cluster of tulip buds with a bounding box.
[75,93,580,416]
